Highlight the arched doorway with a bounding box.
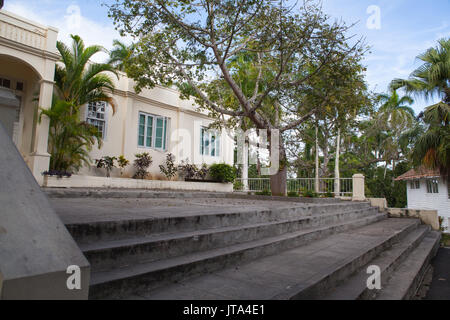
[0,54,42,158]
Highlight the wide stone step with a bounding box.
[82,207,380,272]
[132,218,418,300]
[88,213,386,299]
[375,230,441,300]
[320,224,431,300]
[66,201,372,244]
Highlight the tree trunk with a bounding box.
[315,123,319,193]
[242,140,249,191]
[334,128,341,196]
[270,135,287,196]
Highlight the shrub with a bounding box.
[196,163,209,180]
[178,159,198,180]
[95,156,117,177]
[42,170,72,178]
[324,192,334,198]
[256,189,272,196]
[117,155,130,175]
[209,163,236,183]
[159,153,177,180]
[133,153,152,179]
[301,189,318,198]
[233,180,244,191]
[287,191,299,197]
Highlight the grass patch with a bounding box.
[441,233,450,247]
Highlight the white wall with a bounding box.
[407,178,450,232]
[79,74,235,179]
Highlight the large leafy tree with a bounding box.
[108,0,364,195]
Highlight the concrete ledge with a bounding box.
[0,123,90,299]
[43,175,233,193]
[368,198,388,211]
[387,208,440,231]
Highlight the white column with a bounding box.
[242,141,249,191]
[29,80,53,185]
[352,174,366,201]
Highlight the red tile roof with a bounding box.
[395,167,441,181]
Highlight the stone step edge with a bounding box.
[319,224,430,300]
[66,202,372,229]
[375,231,441,300]
[270,218,421,300]
[80,207,380,252]
[88,214,387,296]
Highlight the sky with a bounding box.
[3,0,450,114]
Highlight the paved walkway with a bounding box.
[425,247,450,300]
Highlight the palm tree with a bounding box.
[40,99,102,172]
[373,90,415,177]
[375,89,415,132]
[412,103,450,180]
[391,38,450,179]
[54,34,118,113]
[391,38,449,104]
[41,35,118,172]
[108,39,134,72]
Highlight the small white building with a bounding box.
[396,167,450,233]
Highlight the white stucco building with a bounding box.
[396,167,450,233]
[0,10,234,185]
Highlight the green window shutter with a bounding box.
[205,131,210,155]
[200,128,205,155]
[146,116,153,147]
[155,117,164,149]
[163,118,167,150]
[138,114,145,146]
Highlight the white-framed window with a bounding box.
[138,112,169,151]
[426,179,439,194]
[86,101,107,139]
[410,180,420,189]
[200,127,220,157]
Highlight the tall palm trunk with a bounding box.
[315,123,319,193]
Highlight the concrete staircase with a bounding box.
[46,190,440,300]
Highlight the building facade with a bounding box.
[0,10,234,184]
[396,168,450,233]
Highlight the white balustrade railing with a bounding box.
[0,13,48,50]
[235,177,353,196]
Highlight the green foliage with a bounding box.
[256,189,272,196]
[178,160,198,180]
[209,163,236,183]
[54,35,118,109]
[117,155,130,175]
[40,99,102,172]
[324,192,334,198]
[133,153,152,179]
[301,189,318,198]
[96,156,117,177]
[159,153,177,180]
[287,191,299,197]
[233,180,244,191]
[197,163,209,180]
